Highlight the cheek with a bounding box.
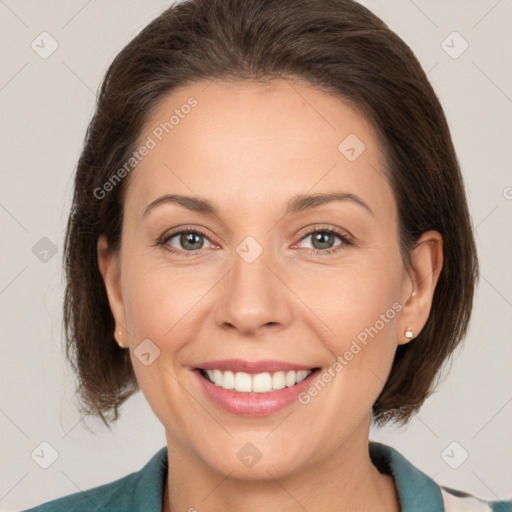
[121,258,210,341]
[291,262,402,434]
[120,259,202,431]
[298,251,402,336]
[297,252,403,387]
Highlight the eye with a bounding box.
[157,227,214,255]
[296,226,352,255]
[156,224,352,257]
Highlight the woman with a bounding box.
[23,0,511,511]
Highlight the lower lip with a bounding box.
[193,368,321,416]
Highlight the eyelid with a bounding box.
[295,223,352,243]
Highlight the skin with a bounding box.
[97,78,443,512]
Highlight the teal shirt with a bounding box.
[21,442,511,511]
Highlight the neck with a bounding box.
[162,419,400,512]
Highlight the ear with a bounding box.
[398,230,443,345]
[97,234,127,334]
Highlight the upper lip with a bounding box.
[194,359,318,374]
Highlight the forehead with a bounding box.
[124,79,393,221]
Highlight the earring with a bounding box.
[115,328,126,348]
[404,328,414,340]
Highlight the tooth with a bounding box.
[296,370,308,383]
[252,372,273,393]
[203,368,313,391]
[213,369,223,386]
[222,370,235,390]
[272,371,286,390]
[285,371,297,387]
[234,371,252,392]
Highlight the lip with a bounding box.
[192,367,321,416]
[193,359,317,374]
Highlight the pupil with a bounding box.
[182,232,203,250]
[313,232,333,250]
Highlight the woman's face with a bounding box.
[99,79,439,479]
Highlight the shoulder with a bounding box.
[369,441,512,512]
[20,446,168,512]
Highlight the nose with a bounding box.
[213,246,293,338]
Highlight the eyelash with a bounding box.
[155,224,353,257]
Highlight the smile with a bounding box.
[193,366,322,416]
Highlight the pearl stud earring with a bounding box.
[404,328,414,340]
[115,328,126,348]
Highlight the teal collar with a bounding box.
[130,445,167,511]
[369,441,444,511]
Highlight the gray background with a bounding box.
[0,0,511,510]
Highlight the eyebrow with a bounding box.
[141,191,374,218]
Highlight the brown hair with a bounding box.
[63,0,478,428]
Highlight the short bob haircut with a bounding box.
[63,0,478,429]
